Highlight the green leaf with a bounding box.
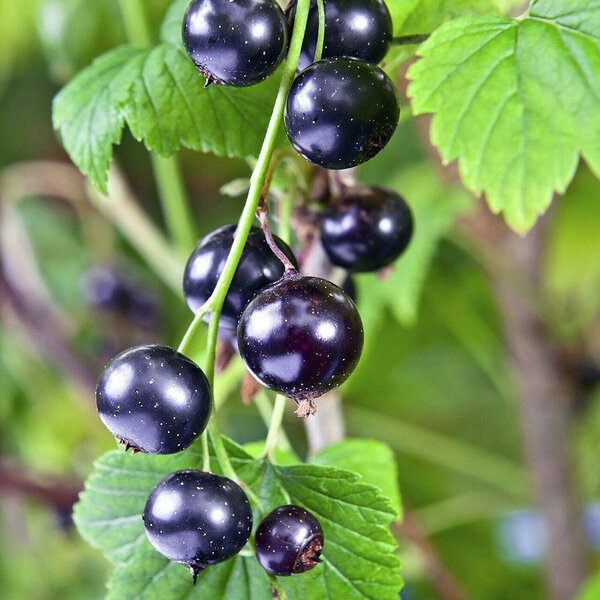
[407,1,600,231]
[577,574,600,600]
[73,440,260,565]
[53,43,280,191]
[160,0,188,47]
[261,464,402,600]
[311,439,402,515]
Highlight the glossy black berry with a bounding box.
[285,58,400,169]
[184,224,298,330]
[255,505,324,576]
[297,0,393,72]
[320,186,414,272]
[182,0,288,86]
[96,345,212,454]
[143,470,253,580]
[237,272,364,417]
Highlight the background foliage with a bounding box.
[1,0,600,599]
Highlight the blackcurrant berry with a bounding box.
[237,272,363,417]
[297,0,393,72]
[341,275,357,303]
[143,470,253,581]
[320,186,414,272]
[183,224,298,330]
[96,345,212,454]
[80,266,131,312]
[255,505,324,576]
[284,58,400,169]
[182,0,288,87]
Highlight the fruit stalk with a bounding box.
[314,0,325,62]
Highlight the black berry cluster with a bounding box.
[182,0,399,169]
[90,0,411,586]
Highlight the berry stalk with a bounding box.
[313,0,325,62]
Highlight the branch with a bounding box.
[397,510,468,600]
[463,207,589,600]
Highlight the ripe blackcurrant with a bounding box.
[285,58,400,169]
[182,0,288,87]
[255,505,324,576]
[96,345,212,454]
[143,470,253,581]
[297,0,393,71]
[320,186,414,272]
[184,224,298,330]
[237,272,364,417]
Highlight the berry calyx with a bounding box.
[237,271,364,417]
[184,224,298,330]
[297,0,393,71]
[284,58,400,169]
[255,505,324,576]
[320,186,414,272]
[143,470,253,582]
[182,0,288,87]
[96,345,212,454]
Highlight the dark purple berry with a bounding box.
[80,266,131,312]
[237,272,363,417]
[285,58,399,169]
[341,275,357,303]
[297,0,393,71]
[182,0,288,86]
[320,186,413,272]
[143,470,253,581]
[96,345,212,454]
[255,505,324,576]
[183,224,298,330]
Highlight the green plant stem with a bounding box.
[314,0,325,62]
[176,0,312,485]
[263,395,288,460]
[392,33,430,46]
[117,0,152,47]
[151,155,196,252]
[267,573,289,600]
[118,0,195,253]
[255,392,293,453]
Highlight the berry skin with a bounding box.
[143,470,253,581]
[297,0,393,72]
[320,186,414,272]
[237,272,364,417]
[96,345,212,454]
[184,224,298,330]
[255,505,324,576]
[284,58,400,169]
[182,0,288,87]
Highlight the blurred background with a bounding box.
[1,1,600,599]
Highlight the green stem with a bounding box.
[314,0,325,62]
[263,395,288,460]
[392,33,430,46]
[267,573,289,600]
[176,0,312,355]
[255,392,293,453]
[117,0,152,47]
[118,0,195,253]
[151,155,196,252]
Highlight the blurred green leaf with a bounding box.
[577,574,600,600]
[53,43,280,191]
[311,439,402,515]
[408,1,600,231]
[544,166,600,335]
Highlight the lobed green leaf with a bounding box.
[408,0,600,231]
